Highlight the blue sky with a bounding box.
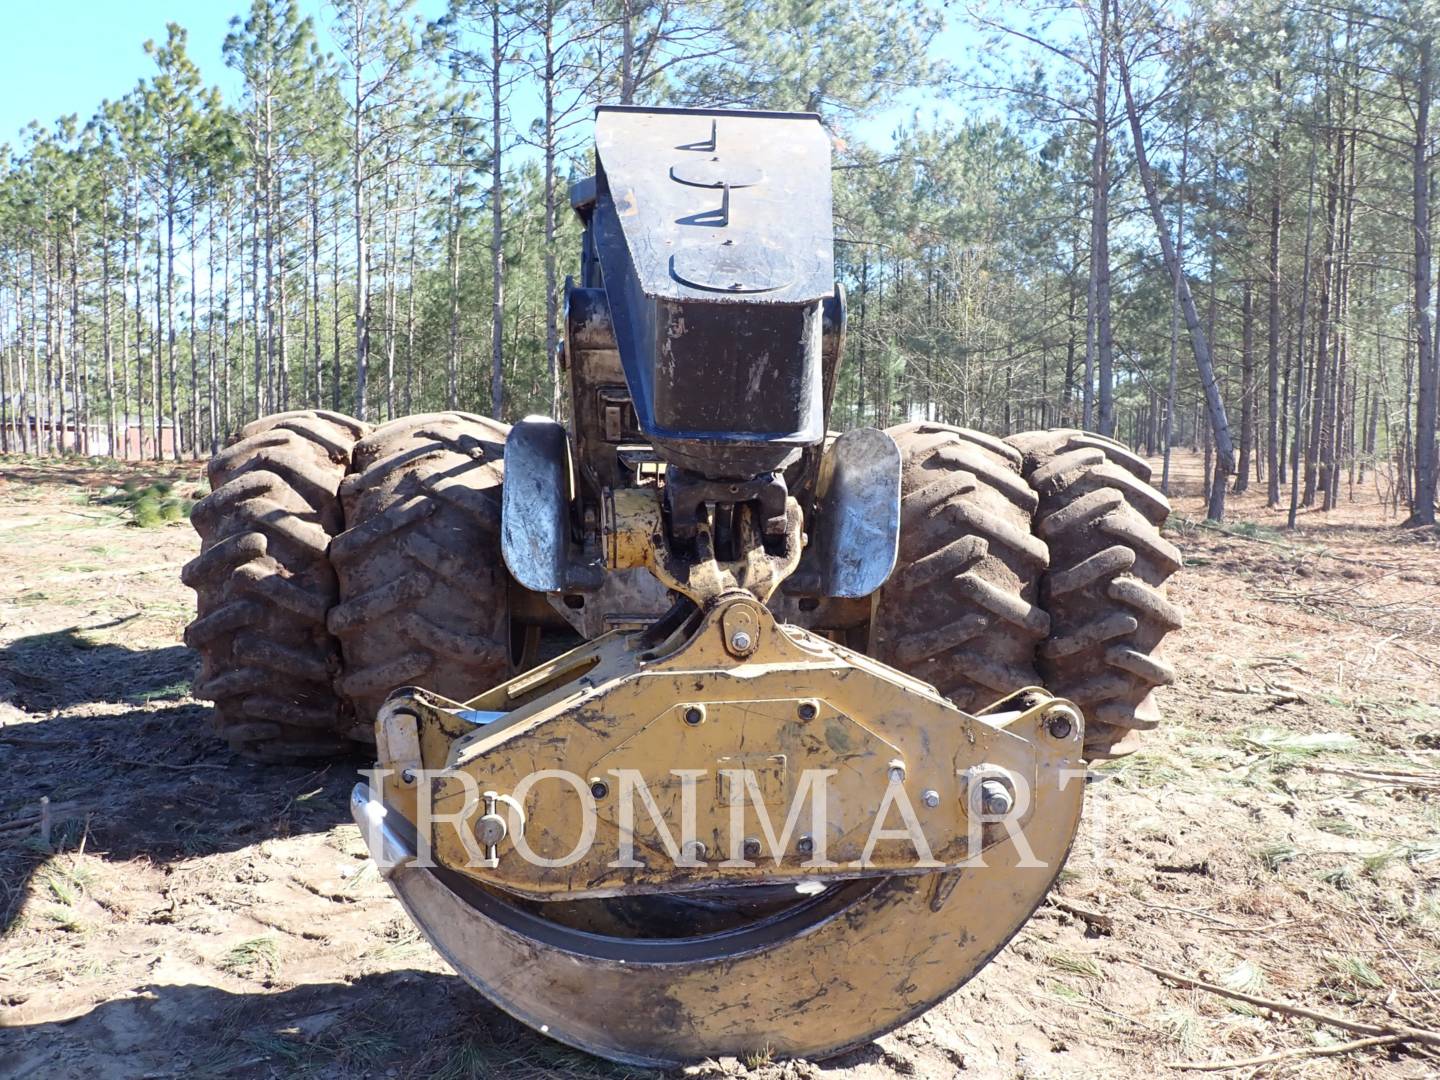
[0,1,234,143]
[0,0,438,146]
[0,0,967,153]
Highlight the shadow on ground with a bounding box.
[0,966,900,1079]
[0,971,506,1080]
[0,619,195,711]
[0,625,360,934]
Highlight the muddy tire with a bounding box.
[1006,429,1182,758]
[183,409,369,762]
[329,412,515,738]
[869,423,1051,713]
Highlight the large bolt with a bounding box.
[796,834,815,857]
[682,839,708,863]
[980,779,1014,817]
[589,778,610,800]
[797,701,818,721]
[922,789,941,808]
[683,705,705,726]
[1046,708,1075,740]
[742,837,762,859]
[475,812,508,847]
[888,760,906,783]
[729,630,753,653]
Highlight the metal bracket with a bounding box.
[664,467,789,539]
[802,427,901,598]
[501,415,602,593]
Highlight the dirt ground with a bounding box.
[0,450,1437,1080]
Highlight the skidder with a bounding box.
[185,106,1178,1066]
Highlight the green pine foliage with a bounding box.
[0,0,1435,522]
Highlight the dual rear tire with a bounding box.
[185,411,516,760]
[183,410,367,761]
[186,416,1179,762]
[872,424,1181,758]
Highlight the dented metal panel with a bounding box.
[593,106,834,304]
[587,106,834,478]
[809,427,902,597]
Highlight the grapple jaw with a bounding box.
[354,592,1086,1065]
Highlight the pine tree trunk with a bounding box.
[188,196,200,460]
[312,175,323,408]
[251,169,264,420]
[489,4,505,419]
[239,186,250,424]
[32,247,43,454]
[50,233,62,454]
[67,214,80,453]
[404,169,418,415]
[132,200,146,458]
[1235,271,1254,494]
[118,180,131,460]
[352,0,370,422]
[1288,149,1319,529]
[166,174,180,461]
[620,0,636,103]
[1091,2,1114,439]
[1409,33,1437,525]
[332,190,342,412]
[543,0,561,418]
[1161,129,1187,497]
[1063,246,1076,423]
[222,189,233,440]
[153,215,164,459]
[206,187,218,453]
[264,93,277,415]
[383,159,397,422]
[1266,106,1283,506]
[1113,5,1234,519]
[447,161,461,410]
[1306,126,1341,507]
[278,220,290,413]
[102,176,116,458]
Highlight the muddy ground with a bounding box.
[0,451,1437,1079]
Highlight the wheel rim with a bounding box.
[366,792,1081,1066]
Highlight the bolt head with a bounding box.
[796,834,815,856]
[922,788,941,808]
[980,779,1014,817]
[683,705,705,726]
[681,839,708,863]
[475,812,508,847]
[729,630,753,653]
[888,762,906,783]
[742,837,762,859]
[589,779,610,800]
[797,701,818,721]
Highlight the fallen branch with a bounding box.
[1170,1033,1404,1072]
[0,798,92,834]
[1141,903,1244,928]
[0,733,66,748]
[1046,897,1115,934]
[116,758,228,772]
[1173,516,1406,569]
[1390,639,1440,673]
[1139,963,1440,1047]
[1217,683,1304,706]
[1309,765,1440,790]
